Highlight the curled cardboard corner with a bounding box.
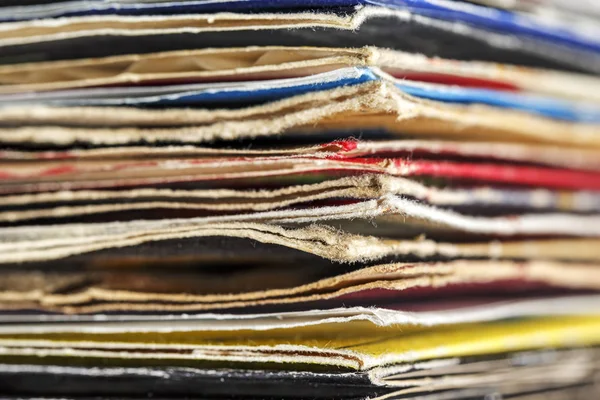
[0,11,362,46]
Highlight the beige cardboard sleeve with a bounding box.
[1,260,600,313]
[0,82,599,148]
[1,46,599,101]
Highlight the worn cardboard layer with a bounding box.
[1,348,598,399]
[374,359,600,400]
[0,5,598,72]
[4,153,600,197]
[3,67,597,123]
[2,175,599,223]
[0,316,599,371]
[0,262,337,305]
[6,225,600,268]
[0,46,368,93]
[1,259,599,313]
[1,46,599,102]
[0,83,598,149]
[2,295,599,332]
[3,139,600,173]
[5,138,600,180]
[2,15,594,72]
[2,0,598,57]
[3,193,600,264]
[3,0,599,26]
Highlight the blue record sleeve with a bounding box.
[1,66,598,123]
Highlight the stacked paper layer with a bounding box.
[0,1,600,399]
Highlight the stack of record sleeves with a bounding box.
[0,1,600,399]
